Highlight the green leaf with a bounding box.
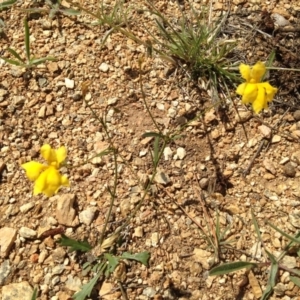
[103,253,119,276]
[153,136,160,167]
[30,287,38,300]
[73,272,101,300]
[0,0,17,10]
[0,57,23,66]
[288,268,300,277]
[209,261,257,276]
[251,209,262,242]
[7,48,25,63]
[261,50,276,82]
[0,18,5,28]
[82,261,91,270]
[265,249,277,264]
[94,148,113,157]
[141,132,162,138]
[266,221,300,245]
[24,18,30,61]
[29,56,57,65]
[61,8,81,16]
[260,253,278,300]
[170,134,182,141]
[49,7,59,19]
[58,234,92,252]
[121,251,150,266]
[290,276,300,288]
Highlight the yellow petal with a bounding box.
[250,61,266,83]
[40,144,56,164]
[252,85,267,114]
[239,64,251,82]
[33,166,68,197]
[261,82,278,102]
[40,144,67,167]
[55,146,67,165]
[242,83,258,104]
[33,168,49,195]
[21,161,46,181]
[61,175,70,187]
[236,83,246,95]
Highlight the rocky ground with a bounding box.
[1,0,300,299]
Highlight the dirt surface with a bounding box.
[1,0,300,299]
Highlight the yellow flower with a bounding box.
[236,62,278,114]
[21,144,69,197]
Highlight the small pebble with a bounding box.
[78,207,97,226]
[99,63,109,72]
[73,93,82,101]
[272,13,290,27]
[154,170,171,185]
[156,103,164,110]
[293,110,300,121]
[263,158,276,175]
[235,111,252,123]
[199,178,209,189]
[38,106,46,118]
[20,203,35,213]
[139,149,148,157]
[283,163,296,177]
[107,97,118,105]
[271,135,281,143]
[163,147,173,161]
[19,227,37,239]
[176,147,186,160]
[65,78,75,89]
[258,125,271,139]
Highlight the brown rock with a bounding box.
[204,110,217,124]
[55,194,78,227]
[199,178,209,189]
[293,110,300,121]
[0,227,17,258]
[263,158,276,175]
[47,62,59,73]
[235,111,252,123]
[99,281,114,298]
[193,248,215,269]
[1,281,33,300]
[38,105,46,118]
[258,125,271,139]
[291,151,300,165]
[46,105,54,116]
[283,163,296,178]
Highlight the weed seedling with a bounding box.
[20,0,81,19]
[0,17,56,70]
[209,211,300,300]
[0,0,17,10]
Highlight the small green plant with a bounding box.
[58,234,150,300]
[0,17,56,68]
[0,0,17,10]
[64,0,143,49]
[209,211,300,300]
[20,0,81,19]
[0,0,17,37]
[93,0,130,27]
[144,0,239,91]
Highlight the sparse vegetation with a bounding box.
[2,0,300,299]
